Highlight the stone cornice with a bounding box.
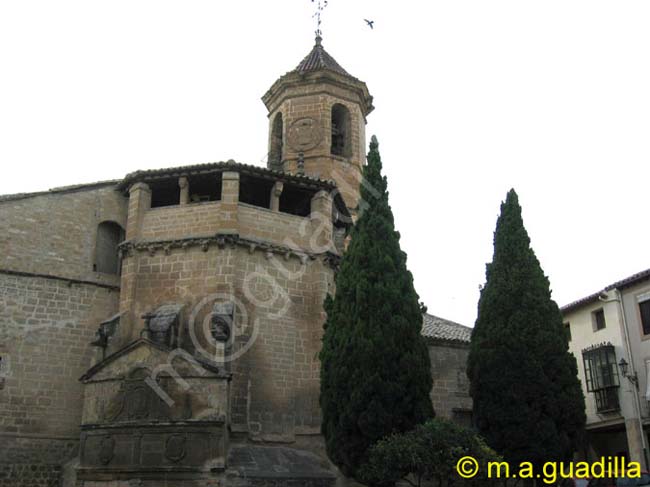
[118,233,341,270]
[262,70,374,117]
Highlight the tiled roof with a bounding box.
[294,36,350,77]
[421,313,472,344]
[561,268,650,314]
[117,160,336,192]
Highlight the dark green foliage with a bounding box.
[467,189,586,470]
[359,418,502,487]
[319,135,434,480]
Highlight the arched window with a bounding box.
[94,221,125,275]
[269,112,283,168]
[331,103,351,157]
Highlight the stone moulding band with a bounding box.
[118,233,342,269]
[0,268,120,291]
[80,418,227,430]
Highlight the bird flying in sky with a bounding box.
[364,19,374,29]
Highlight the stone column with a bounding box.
[125,182,151,241]
[178,176,189,205]
[220,172,240,234]
[121,182,150,343]
[626,418,647,469]
[270,181,284,211]
[309,190,333,254]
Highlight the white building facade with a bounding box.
[562,269,650,468]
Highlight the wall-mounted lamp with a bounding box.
[90,313,121,360]
[619,358,639,389]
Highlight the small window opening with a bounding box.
[279,185,315,217]
[269,113,283,168]
[239,174,274,209]
[189,173,222,203]
[331,103,351,157]
[592,309,606,331]
[94,221,125,275]
[150,179,181,208]
[639,300,650,336]
[582,343,620,412]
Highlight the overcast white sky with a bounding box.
[1,1,649,326]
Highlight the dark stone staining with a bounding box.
[228,446,335,486]
[79,365,227,478]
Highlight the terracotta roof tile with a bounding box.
[294,36,350,77]
[421,313,472,344]
[561,268,650,313]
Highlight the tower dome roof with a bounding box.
[293,36,351,77]
[262,36,374,118]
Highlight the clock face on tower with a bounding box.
[287,117,322,152]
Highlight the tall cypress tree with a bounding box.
[467,189,585,471]
[319,136,434,480]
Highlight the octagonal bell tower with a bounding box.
[262,36,374,216]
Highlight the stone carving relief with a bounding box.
[210,302,234,342]
[98,436,115,465]
[103,368,170,423]
[165,434,187,463]
[287,117,322,152]
[142,303,183,347]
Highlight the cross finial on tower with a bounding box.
[311,0,328,38]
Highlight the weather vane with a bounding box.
[311,0,328,37]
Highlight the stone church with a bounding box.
[0,37,471,487]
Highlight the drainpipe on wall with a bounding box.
[613,288,648,469]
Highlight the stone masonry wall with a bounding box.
[136,201,317,251]
[117,241,333,441]
[0,463,63,487]
[238,204,315,251]
[427,341,472,423]
[0,274,120,486]
[0,185,127,282]
[229,249,332,439]
[139,201,223,240]
[0,185,127,486]
[272,92,365,214]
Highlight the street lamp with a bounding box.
[619,358,639,388]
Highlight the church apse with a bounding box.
[0,33,408,487]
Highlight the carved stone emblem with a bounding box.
[126,385,150,420]
[104,368,171,423]
[98,436,115,465]
[210,302,234,342]
[287,117,322,152]
[165,434,187,463]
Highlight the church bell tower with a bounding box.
[262,36,374,215]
